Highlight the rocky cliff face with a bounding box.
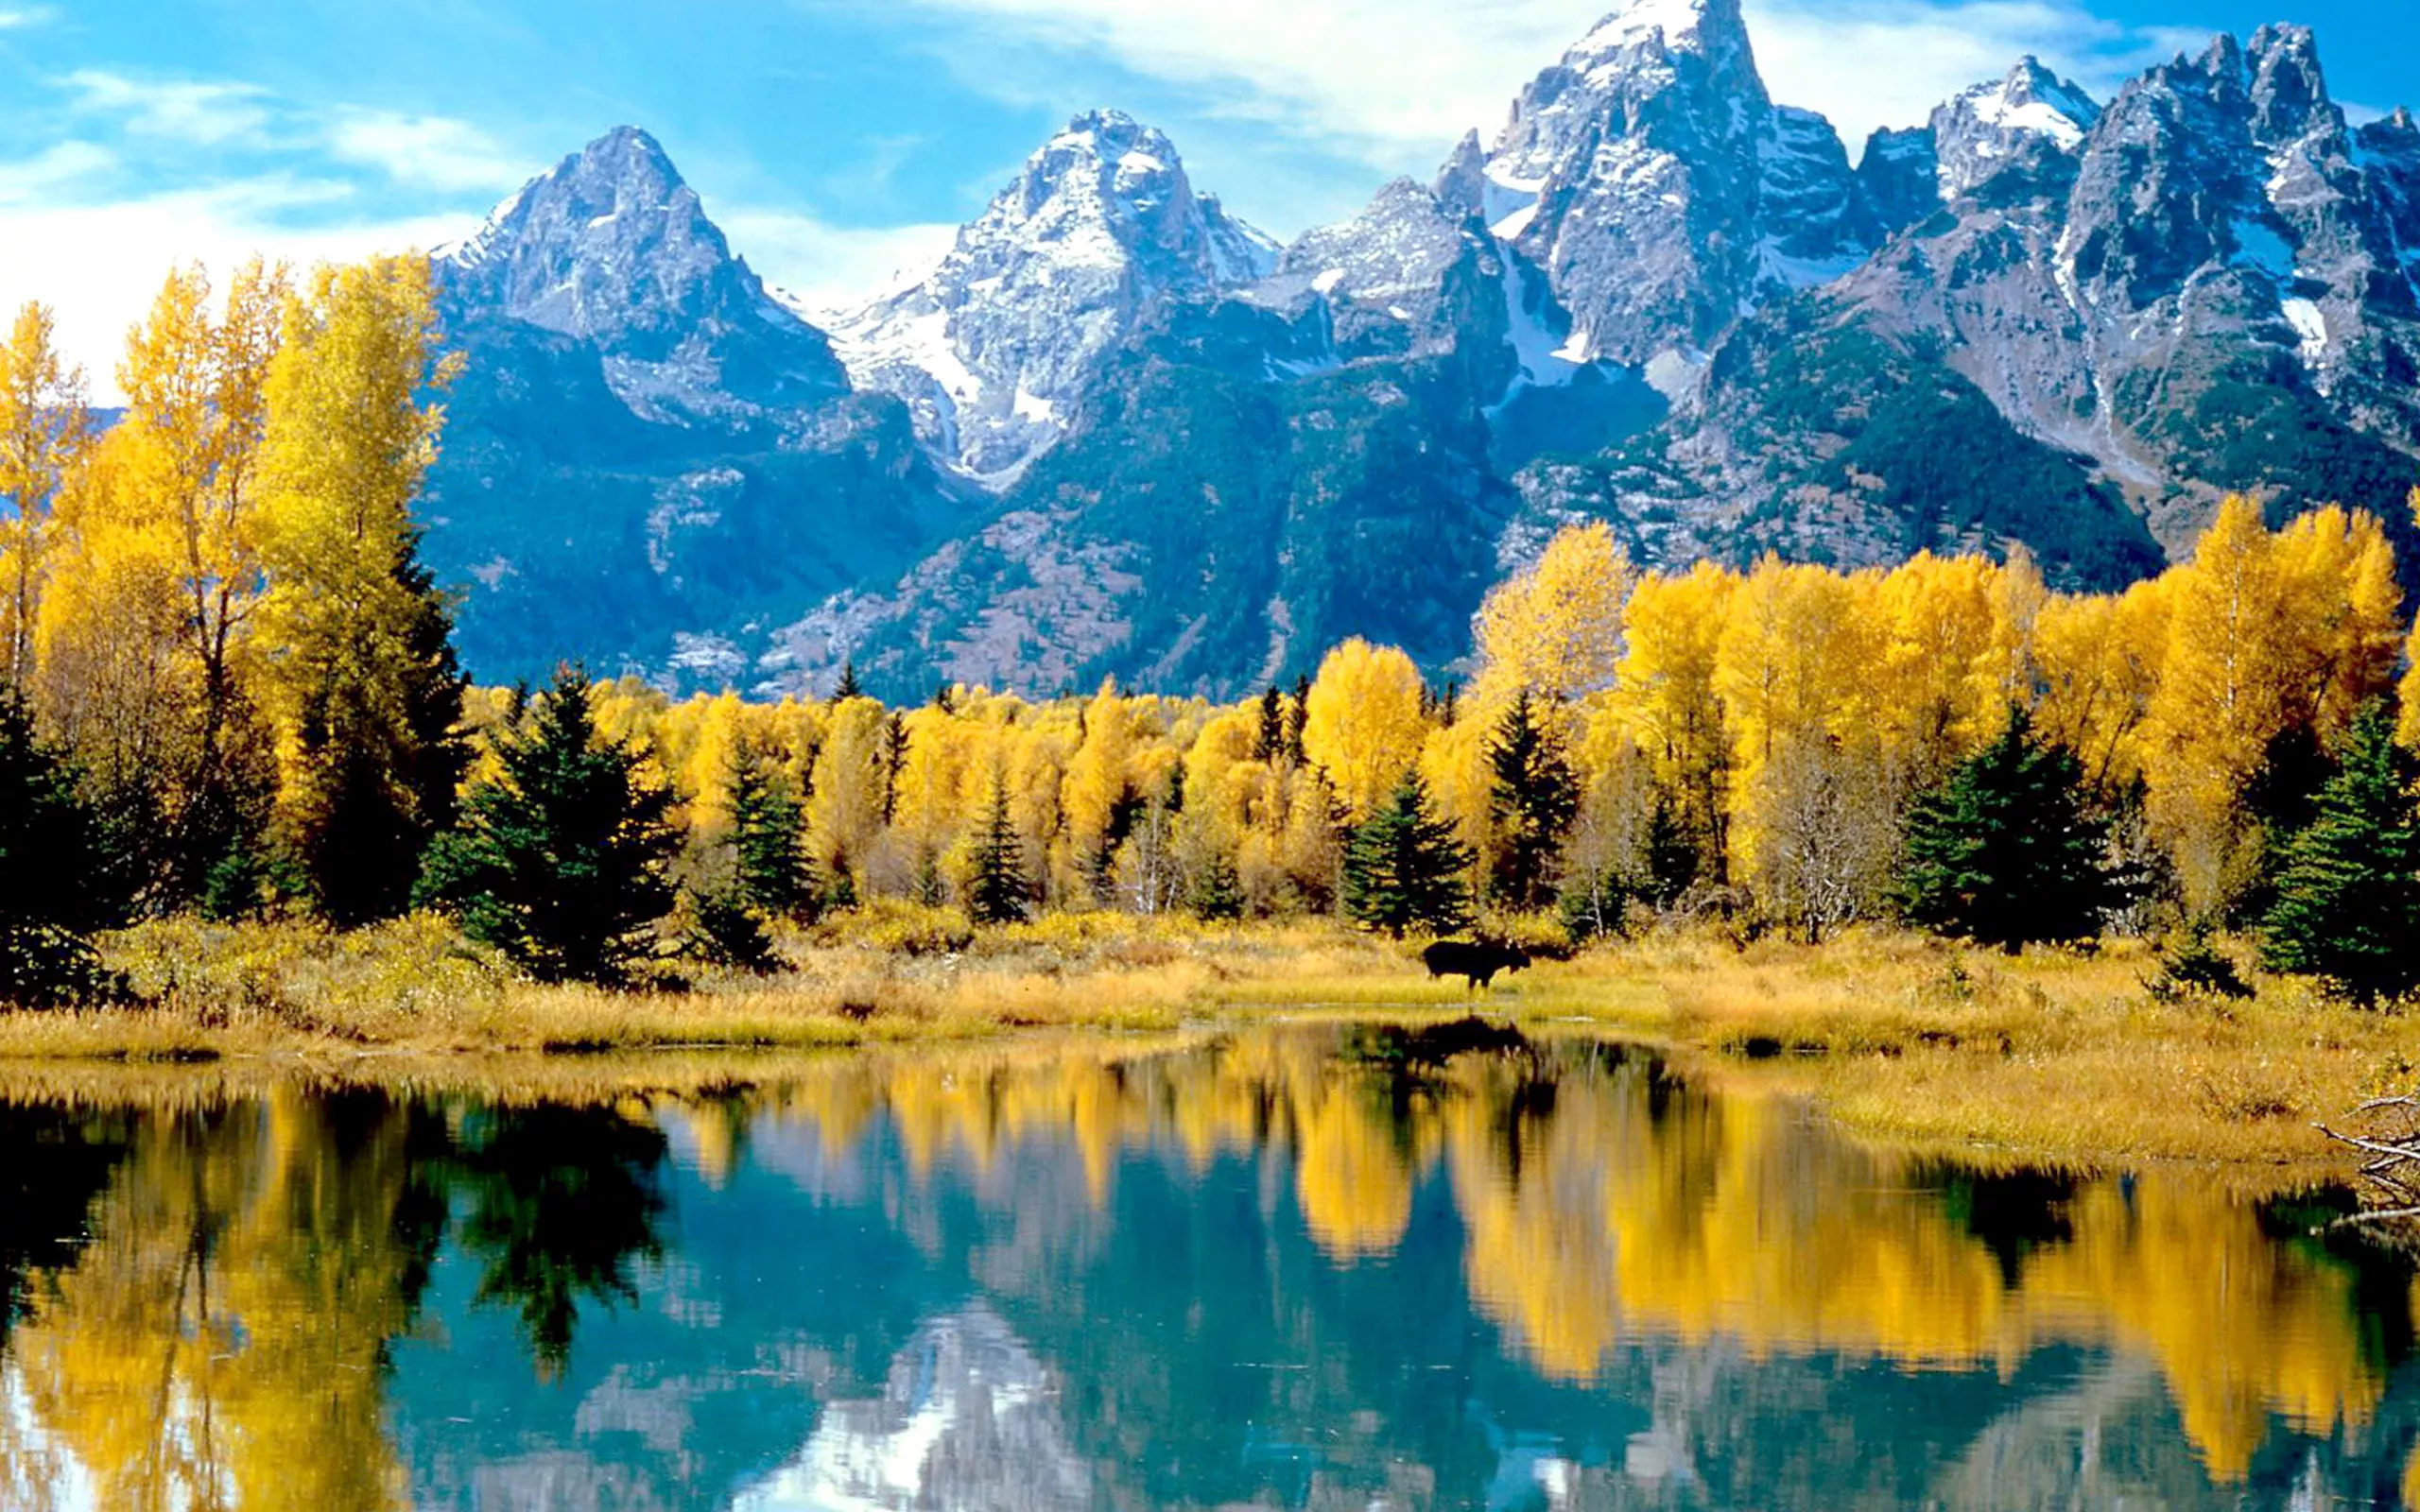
[410,4,2420,700]
[423,128,955,687]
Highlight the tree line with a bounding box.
[4,260,2419,1001]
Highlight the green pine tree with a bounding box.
[2259,702,2420,1004]
[1342,770,1476,937]
[417,667,681,987]
[725,738,809,919]
[1898,708,2128,953]
[1253,686,1285,763]
[283,535,470,929]
[967,778,1031,926]
[831,661,864,703]
[1486,690,1580,911]
[0,692,118,1005]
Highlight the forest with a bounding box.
[4,259,2420,1018]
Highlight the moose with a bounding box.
[1421,939,1533,990]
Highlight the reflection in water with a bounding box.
[1,1027,2418,1508]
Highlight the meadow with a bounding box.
[1,908,2402,1181]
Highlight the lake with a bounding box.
[2,1022,2415,1509]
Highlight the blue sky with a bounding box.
[1,0,2410,397]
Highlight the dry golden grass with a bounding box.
[2,912,2409,1178]
[1507,926,2413,1175]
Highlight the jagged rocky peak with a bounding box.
[1264,175,1512,372]
[829,107,1278,482]
[1461,0,1776,366]
[1756,105,1876,284]
[1932,57,2100,201]
[436,125,847,424]
[442,126,819,353]
[1858,127,1943,234]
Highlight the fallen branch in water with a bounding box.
[2318,1092,2420,1223]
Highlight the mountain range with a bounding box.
[416,0,2420,699]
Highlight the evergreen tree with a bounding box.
[417,668,680,987]
[684,882,782,974]
[967,777,1030,925]
[724,737,808,919]
[1487,690,1580,910]
[1342,770,1475,937]
[1253,686,1285,764]
[1185,848,1245,921]
[1898,709,2127,952]
[831,661,863,703]
[0,692,117,1005]
[1285,676,1310,765]
[2259,702,2420,1003]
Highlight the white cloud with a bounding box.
[0,6,55,28]
[717,209,960,312]
[327,110,527,193]
[854,0,2216,175]
[1746,0,2211,151]
[62,69,275,147]
[0,183,474,403]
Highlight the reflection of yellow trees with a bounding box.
[11,1091,419,1510]
[736,1032,2399,1484]
[1437,1058,2387,1485]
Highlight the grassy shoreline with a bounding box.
[1,911,2408,1181]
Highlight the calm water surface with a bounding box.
[3,1023,2417,1509]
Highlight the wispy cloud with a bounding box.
[717,208,959,311]
[850,0,2222,179]
[0,6,56,29]
[1747,0,2216,148]
[328,110,526,193]
[0,180,474,401]
[62,69,275,147]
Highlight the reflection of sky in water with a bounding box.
[3,1028,2419,1509]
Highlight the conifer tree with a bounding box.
[1487,690,1580,910]
[1899,709,2126,952]
[0,693,115,1005]
[967,776,1030,925]
[831,661,863,703]
[2259,702,2420,1003]
[724,736,809,920]
[418,668,680,987]
[1342,770,1475,937]
[1253,686,1285,764]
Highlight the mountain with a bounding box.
[422,128,958,686]
[408,6,2420,700]
[823,110,1279,484]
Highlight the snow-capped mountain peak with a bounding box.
[436,124,845,420]
[1932,57,2101,200]
[829,109,1276,482]
[1571,0,1738,62]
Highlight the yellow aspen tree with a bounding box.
[1988,542,2050,709]
[252,256,465,923]
[29,428,191,795]
[1712,558,1884,916]
[808,695,890,895]
[2140,497,2300,912]
[1613,561,1737,879]
[1062,679,1150,892]
[2272,505,2402,744]
[1301,637,1426,822]
[2403,492,2420,749]
[1472,521,1635,705]
[892,699,977,876]
[1872,552,2014,792]
[0,301,93,686]
[117,261,289,841]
